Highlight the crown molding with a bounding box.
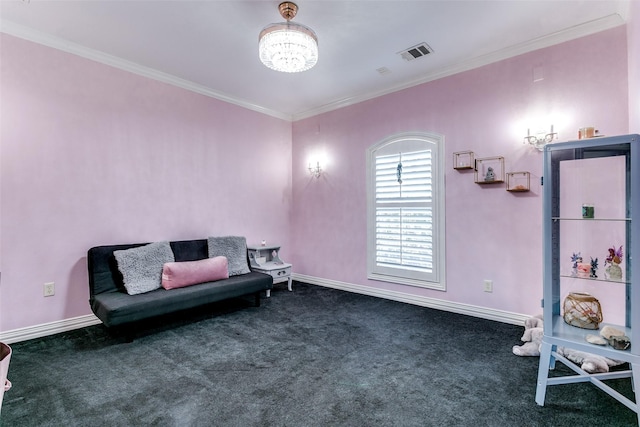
[1,13,625,123]
[0,20,293,122]
[291,13,626,121]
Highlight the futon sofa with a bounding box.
[87,237,273,333]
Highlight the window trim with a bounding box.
[366,132,446,291]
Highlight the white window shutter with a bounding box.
[375,150,433,275]
[367,133,445,290]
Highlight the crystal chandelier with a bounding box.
[259,2,318,73]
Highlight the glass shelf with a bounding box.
[548,315,634,360]
[559,274,630,285]
[552,217,631,222]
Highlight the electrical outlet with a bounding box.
[44,282,55,297]
[483,280,493,293]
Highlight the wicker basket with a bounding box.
[563,292,603,329]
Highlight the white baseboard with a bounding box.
[0,314,102,344]
[0,276,528,344]
[292,273,529,326]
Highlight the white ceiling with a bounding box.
[0,0,630,120]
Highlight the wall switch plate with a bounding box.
[44,282,55,297]
[483,280,493,293]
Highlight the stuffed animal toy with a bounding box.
[556,347,621,373]
[512,315,624,373]
[512,323,543,357]
[524,314,544,330]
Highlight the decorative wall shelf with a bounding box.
[474,156,504,184]
[506,171,530,192]
[453,151,474,170]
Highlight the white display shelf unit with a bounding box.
[536,134,640,422]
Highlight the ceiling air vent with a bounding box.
[398,43,433,62]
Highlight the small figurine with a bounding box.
[571,252,582,277]
[484,166,495,182]
[605,245,623,266]
[604,245,623,281]
[590,257,598,279]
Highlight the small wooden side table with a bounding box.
[247,244,292,298]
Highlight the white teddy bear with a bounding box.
[512,315,623,374]
[512,314,544,356]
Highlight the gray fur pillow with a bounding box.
[114,241,175,295]
[207,236,250,276]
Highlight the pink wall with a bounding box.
[291,26,629,317]
[630,0,640,133]
[0,35,292,332]
[0,23,632,335]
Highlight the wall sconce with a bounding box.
[524,125,557,151]
[308,161,322,178]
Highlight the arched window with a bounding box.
[366,132,446,290]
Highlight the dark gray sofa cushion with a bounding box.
[91,272,272,327]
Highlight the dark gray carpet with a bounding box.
[1,282,637,426]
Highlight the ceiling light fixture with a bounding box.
[259,2,318,73]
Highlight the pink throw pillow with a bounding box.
[161,256,229,290]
